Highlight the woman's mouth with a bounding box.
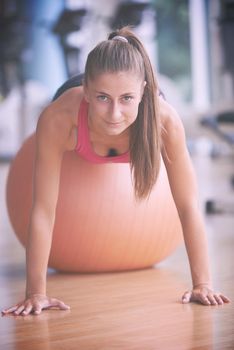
[105,121,123,127]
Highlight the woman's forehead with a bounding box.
[87,71,144,89]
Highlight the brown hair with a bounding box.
[84,26,161,199]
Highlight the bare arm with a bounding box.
[2,93,80,315]
[160,99,230,305]
[26,109,66,297]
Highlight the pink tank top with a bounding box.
[75,99,130,163]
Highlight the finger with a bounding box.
[207,293,218,306]
[196,294,211,306]
[57,302,70,310]
[33,302,42,315]
[213,294,224,305]
[33,307,42,315]
[209,293,231,305]
[22,305,33,316]
[220,295,231,303]
[182,291,192,303]
[49,298,70,310]
[2,305,19,315]
[14,305,25,315]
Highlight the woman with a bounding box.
[2,27,230,316]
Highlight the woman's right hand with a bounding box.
[1,294,70,316]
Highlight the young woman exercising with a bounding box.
[2,27,230,316]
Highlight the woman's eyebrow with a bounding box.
[94,90,109,95]
[95,90,135,96]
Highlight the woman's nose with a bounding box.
[109,102,122,121]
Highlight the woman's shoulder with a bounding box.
[51,86,84,123]
[36,86,84,150]
[159,97,187,162]
[159,97,186,144]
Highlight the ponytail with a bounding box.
[110,27,161,199]
[85,26,161,199]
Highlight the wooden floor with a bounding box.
[0,149,234,350]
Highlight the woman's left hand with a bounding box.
[182,284,231,305]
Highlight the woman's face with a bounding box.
[84,71,146,137]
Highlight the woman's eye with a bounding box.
[123,96,133,102]
[97,95,108,102]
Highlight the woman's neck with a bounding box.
[88,116,130,156]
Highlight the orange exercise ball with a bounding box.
[6,134,183,272]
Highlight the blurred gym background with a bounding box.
[0,0,233,215]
